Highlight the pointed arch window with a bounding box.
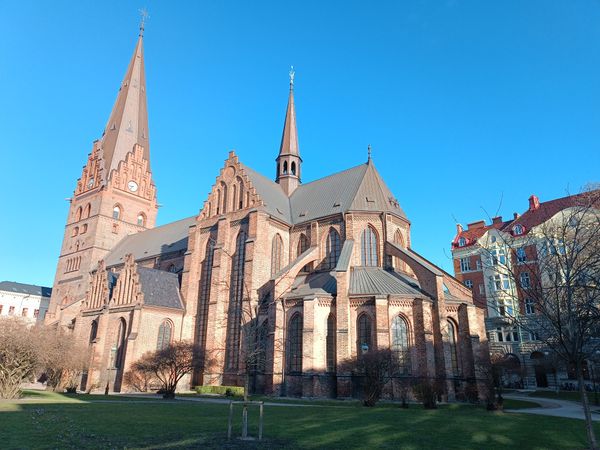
[216,189,221,215]
[291,161,296,175]
[287,313,303,373]
[137,213,146,227]
[326,313,337,372]
[222,184,228,214]
[393,229,406,272]
[157,320,173,350]
[89,320,98,344]
[75,207,82,222]
[238,179,245,210]
[197,239,215,352]
[357,313,372,354]
[114,318,127,369]
[83,203,91,219]
[232,184,238,211]
[361,226,379,266]
[325,228,341,269]
[447,319,460,376]
[113,205,121,220]
[225,231,246,370]
[297,233,309,257]
[391,316,411,374]
[271,234,284,276]
[283,161,288,175]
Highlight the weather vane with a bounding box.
[139,7,149,35]
[289,66,295,88]
[368,144,372,161]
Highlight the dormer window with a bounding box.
[513,224,524,236]
[458,237,467,247]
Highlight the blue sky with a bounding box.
[1,1,599,287]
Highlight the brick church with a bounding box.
[46,27,488,399]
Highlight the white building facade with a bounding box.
[0,281,52,324]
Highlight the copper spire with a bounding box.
[278,66,300,158]
[99,28,150,181]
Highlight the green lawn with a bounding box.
[502,398,542,409]
[0,391,596,449]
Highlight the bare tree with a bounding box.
[132,341,204,399]
[39,327,89,392]
[482,189,600,448]
[0,318,42,399]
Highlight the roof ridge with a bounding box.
[293,163,368,191]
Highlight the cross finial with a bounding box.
[289,66,295,89]
[139,8,149,36]
[367,144,372,162]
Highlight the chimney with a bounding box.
[456,223,463,234]
[513,212,520,220]
[467,220,486,230]
[492,216,503,224]
[528,195,540,211]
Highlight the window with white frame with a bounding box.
[460,257,471,272]
[476,259,481,270]
[525,298,534,315]
[516,247,526,263]
[490,247,507,266]
[513,224,524,235]
[496,327,519,342]
[464,280,473,289]
[520,272,531,289]
[458,237,466,247]
[478,284,485,295]
[492,274,510,291]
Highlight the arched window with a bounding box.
[83,203,91,219]
[216,189,221,215]
[297,233,309,257]
[89,320,98,344]
[357,313,372,354]
[82,224,88,234]
[157,320,173,350]
[114,318,127,369]
[222,184,228,214]
[447,320,460,376]
[458,237,467,247]
[325,228,341,269]
[513,224,524,236]
[287,313,303,372]
[197,239,215,352]
[113,205,121,220]
[232,184,238,211]
[257,319,269,372]
[361,226,378,266]
[168,264,177,273]
[225,231,246,370]
[238,180,245,210]
[391,316,411,374]
[283,161,288,175]
[137,213,146,227]
[326,313,336,372]
[271,234,283,276]
[72,226,79,237]
[393,229,406,272]
[75,207,82,222]
[291,161,296,175]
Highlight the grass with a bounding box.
[0,390,597,449]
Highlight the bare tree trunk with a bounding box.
[578,367,598,450]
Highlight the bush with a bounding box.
[195,385,245,397]
[413,378,441,409]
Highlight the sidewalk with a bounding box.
[505,394,600,421]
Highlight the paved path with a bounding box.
[505,394,600,421]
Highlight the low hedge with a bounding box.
[195,385,245,397]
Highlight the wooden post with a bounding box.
[227,401,233,440]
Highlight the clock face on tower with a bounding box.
[128,180,138,192]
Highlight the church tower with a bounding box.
[46,25,157,326]
[275,67,302,195]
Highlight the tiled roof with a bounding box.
[454,190,600,248]
[0,281,52,297]
[241,164,292,222]
[349,267,423,296]
[105,216,196,267]
[137,267,183,310]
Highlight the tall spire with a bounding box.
[99,28,150,181]
[275,67,302,196]
[278,66,300,158]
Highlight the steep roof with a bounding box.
[240,164,292,222]
[105,216,195,267]
[99,33,150,181]
[288,161,406,224]
[277,81,300,158]
[136,267,183,310]
[0,281,52,297]
[349,267,423,296]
